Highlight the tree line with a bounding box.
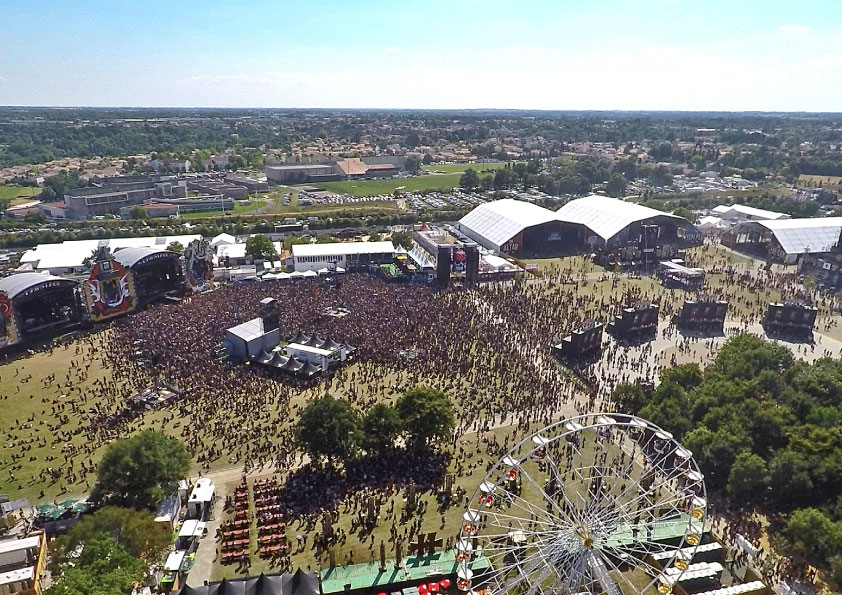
[612,334,842,585]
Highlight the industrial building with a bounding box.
[555,195,693,249]
[53,175,187,219]
[291,241,395,272]
[457,199,572,256]
[265,156,404,184]
[723,217,842,264]
[457,196,697,258]
[711,204,790,222]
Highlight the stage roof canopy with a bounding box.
[113,246,178,268]
[0,272,78,300]
[556,195,688,242]
[752,217,842,255]
[458,199,561,248]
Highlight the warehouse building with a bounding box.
[457,196,696,257]
[723,217,842,264]
[291,241,395,272]
[457,199,574,256]
[555,195,695,250]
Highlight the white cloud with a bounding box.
[779,24,811,33]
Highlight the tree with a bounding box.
[605,173,627,197]
[0,196,11,213]
[422,153,433,165]
[769,449,814,509]
[360,403,402,454]
[368,231,382,242]
[294,395,359,463]
[167,241,184,254]
[783,508,841,564]
[405,156,421,175]
[50,507,170,572]
[660,363,703,390]
[46,534,146,595]
[391,231,413,250]
[128,206,148,220]
[228,155,247,170]
[91,431,190,510]
[395,386,455,448]
[459,168,481,190]
[672,207,696,223]
[727,451,770,499]
[610,382,646,414]
[245,234,277,261]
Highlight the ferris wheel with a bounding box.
[456,413,707,595]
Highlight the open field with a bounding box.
[799,174,842,187]
[421,162,515,174]
[520,255,605,275]
[180,199,267,219]
[312,174,464,196]
[0,184,39,201]
[1,241,838,591]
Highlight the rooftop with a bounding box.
[0,535,41,556]
[21,234,202,271]
[753,217,842,255]
[458,199,561,247]
[292,241,395,258]
[713,204,790,220]
[556,195,687,241]
[0,272,77,300]
[320,550,490,594]
[188,477,215,503]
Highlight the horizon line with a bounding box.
[2,105,842,115]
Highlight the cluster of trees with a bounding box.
[612,334,842,578]
[245,233,278,261]
[48,431,191,594]
[0,208,469,250]
[458,157,633,197]
[294,387,455,464]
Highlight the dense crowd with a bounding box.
[3,240,838,587]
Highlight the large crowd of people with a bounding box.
[1,239,837,588]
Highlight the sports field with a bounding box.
[0,184,39,201]
[180,199,267,219]
[799,174,842,187]
[421,161,515,174]
[313,174,465,196]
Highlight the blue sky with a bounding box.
[1,0,840,110]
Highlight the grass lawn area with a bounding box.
[180,200,267,220]
[211,423,529,581]
[0,185,39,201]
[520,256,605,275]
[314,174,463,197]
[421,162,516,174]
[799,174,842,187]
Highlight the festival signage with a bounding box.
[184,238,214,290]
[0,290,19,348]
[84,246,136,322]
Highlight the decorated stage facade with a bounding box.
[0,240,214,349]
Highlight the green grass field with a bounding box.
[179,200,267,219]
[799,174,842,187]
[0,184,39,201]
[312,174,464,197]
[421,161,515,174]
